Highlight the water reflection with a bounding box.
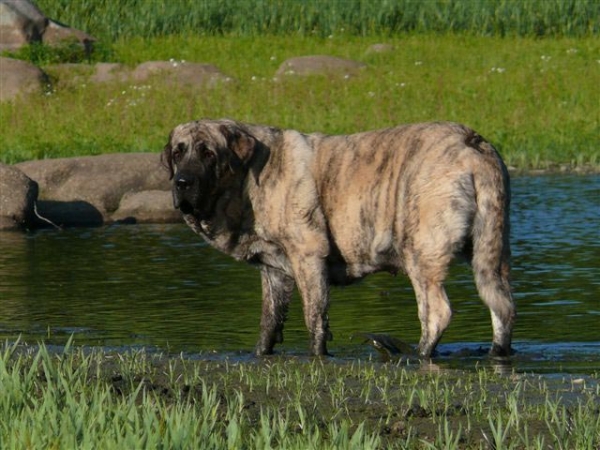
[0,175,598,373]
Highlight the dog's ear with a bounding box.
[161,133,175,179]
[220,124,255,166]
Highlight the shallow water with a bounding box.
[0,175,598,374]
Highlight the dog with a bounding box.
[162,119,516,358]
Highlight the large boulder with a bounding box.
[0,0,94,51]
[15,153,177,227]
[275,55,366,78]
[0,163,38,230]
[0,57,49,101]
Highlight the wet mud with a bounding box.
[99,350,599,449]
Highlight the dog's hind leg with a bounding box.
[471,163,516,357]
[473,249,515,356]
[256,266,295,355]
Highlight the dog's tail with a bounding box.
[468,132,516,356]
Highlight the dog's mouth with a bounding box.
[175,196,212,221]
[177,199,195,216]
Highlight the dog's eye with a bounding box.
[195,142,216,162]
[172,143,186,162]
[194,142,206,153]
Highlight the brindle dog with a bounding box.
[162,119,516,358]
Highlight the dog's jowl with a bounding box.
[162,119,516,358]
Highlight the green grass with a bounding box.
[35,0,599,40]
[1,340,599,449]
[1,34,598,170]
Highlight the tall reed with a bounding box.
[37,0,599,40]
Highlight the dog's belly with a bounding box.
[326,236,401,286]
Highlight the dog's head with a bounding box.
[161,119,256,218]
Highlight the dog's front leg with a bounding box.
[256,266,295,356]
[291,256,333,356]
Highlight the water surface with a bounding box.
[0,175,598,373]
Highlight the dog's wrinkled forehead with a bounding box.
[170,120,229,150]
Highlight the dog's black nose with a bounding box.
[175,174,194,191]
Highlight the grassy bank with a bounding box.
[1,33,598,170]
[1,341,598,449]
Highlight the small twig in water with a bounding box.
[34,202,62,230]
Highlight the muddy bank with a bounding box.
[5,342,599,449]
[83,354,600,448]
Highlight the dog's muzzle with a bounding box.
[173,172,196,215]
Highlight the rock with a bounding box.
[0,0,47,51]
[275,55,366,78]
[0,0,95,52]
[42,17,94,53]
[42,62,93,88]
[130,60,233,87]
[112,190,181,224]
[0,163,38,230]
[89,62,128,83]
[44,61,234,89]
[0,57,50,101]
[16,153,173,227]
[365,43,395,55]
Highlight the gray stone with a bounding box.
[89,62,128,83]
[365,43,395,55]
[42,16,94,52]
[45,61,233,89]
[0,0,94,52]
[275,55,366,78]
[0,163,38,230]
[130,60,233,87]
[0,57,49,101]
[0,0,46,51]
[16,153,173,226]
[112,190,181,224]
